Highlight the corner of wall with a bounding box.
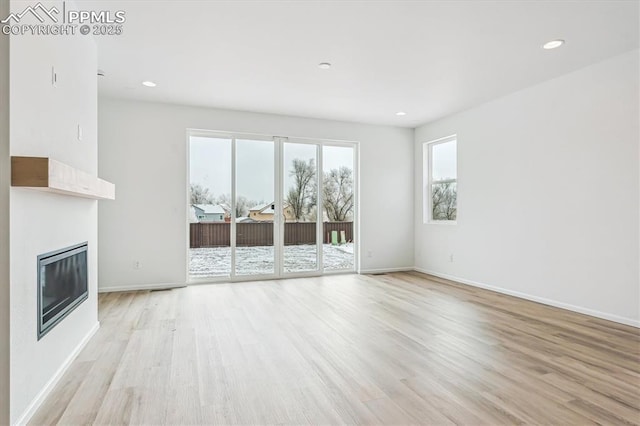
[411,51,640,325]
[411,126,418,269]
[8,1,100,421]
[0,1,10,422]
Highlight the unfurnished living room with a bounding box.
[0,0,639,425]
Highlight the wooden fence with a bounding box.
[190,222,354,248]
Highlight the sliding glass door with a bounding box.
[188,132,356,282]
[322,145,355,272]
[188,135,232,278]
[235,138,276,276]
[282,142,319,274]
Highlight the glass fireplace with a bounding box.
[37,242,88,339]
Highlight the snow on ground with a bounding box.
[189,243,354,277]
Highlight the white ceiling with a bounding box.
[89,0,639,128]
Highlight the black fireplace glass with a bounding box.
[37,242,88,339]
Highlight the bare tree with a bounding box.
[215,193,261,218]
[431,182,457,220]
[323,167,354,222]
[286,158,316,221]
[190,183,215,205]
[235,196,255,218]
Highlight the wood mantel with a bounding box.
[11,156,115,200]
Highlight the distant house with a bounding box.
[192,204,226,222]
[218,203,232,222]
[248,202,296,222]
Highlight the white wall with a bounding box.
[0,0,10,422]
[415,50,640,326]
[9,3,100,422]
[98,99,414,290]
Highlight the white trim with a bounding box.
[13,322,100,426]
[316,143,323,273]
[350,143,360,272]
[427,220,458,226]
[230,136,237,277]
[360,267,415,274]
[423,135,457,224]
[98,282,185,293]
[422,134,457,145]
[413,267,640,328]
[187,128,359,146]
[274,136,284,276]
[184,129,192,288]
[322,269,357,276]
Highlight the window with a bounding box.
[424,136,457,223]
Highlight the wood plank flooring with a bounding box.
[29,272,640,425]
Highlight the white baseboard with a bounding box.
[14,321,100,426]
[360,266,414,274]
[413,267,640,328]
[98,282,185,293]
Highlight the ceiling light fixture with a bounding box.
[142,81,157,87]
[542,39,564,50]
[396,111,407,116]
[318,62,332,69]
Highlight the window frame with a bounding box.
[423,135,458,224]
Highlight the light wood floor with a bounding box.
[30,272,640,425]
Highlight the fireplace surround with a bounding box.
[37,242,88,339]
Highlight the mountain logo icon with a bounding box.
[1,2,59,24]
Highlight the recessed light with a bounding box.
[396,111,407,116]
[142,81,157,87]
[318,62,332,69]
[543,39,564,50]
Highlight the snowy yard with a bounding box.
[189,243,354,277]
